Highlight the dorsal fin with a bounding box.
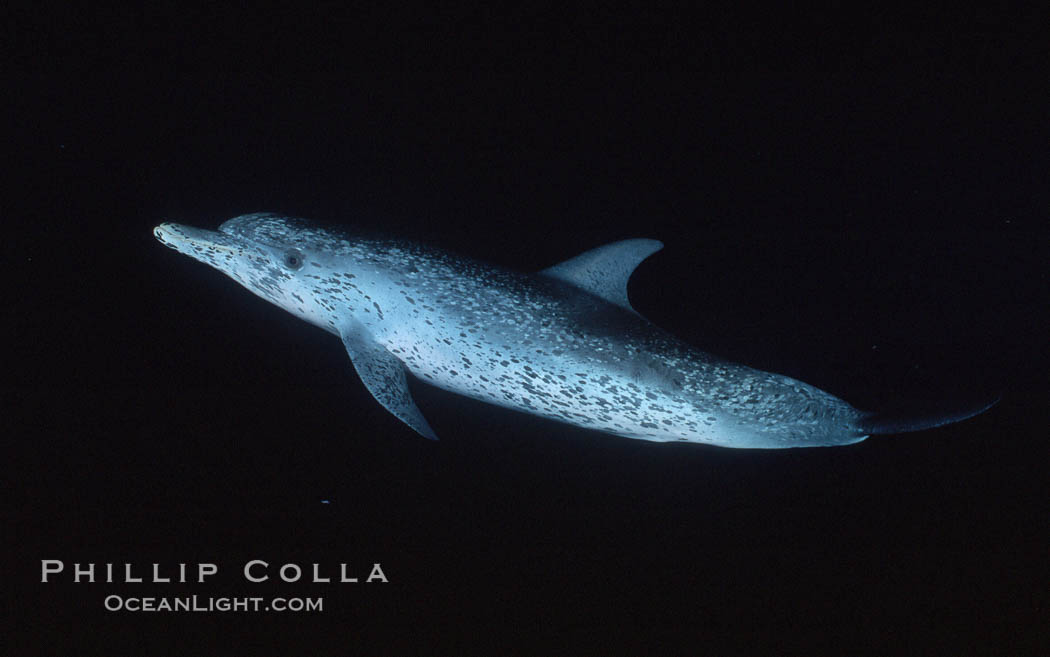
[540,238,663,313]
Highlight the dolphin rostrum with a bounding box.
[154,213,996,448]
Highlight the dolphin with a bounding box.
[154,213,996,448]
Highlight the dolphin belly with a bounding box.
[383,320,842,447]
[395,339,715,442]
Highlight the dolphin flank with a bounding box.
[154,213,995,448]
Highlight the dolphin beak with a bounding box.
[155,222,245,251]
[155,222,234,250]
[154,222,251,269]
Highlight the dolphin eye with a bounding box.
[282,250,305,270]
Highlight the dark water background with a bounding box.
[6,13,1048,654]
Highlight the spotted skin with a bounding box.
[155,213,870,448]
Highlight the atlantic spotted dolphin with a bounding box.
[154,213,996,448]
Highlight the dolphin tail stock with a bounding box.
[855,394,1001,435]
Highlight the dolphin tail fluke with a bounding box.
[856,394,1001,435]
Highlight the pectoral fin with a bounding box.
[338,323,438,440]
